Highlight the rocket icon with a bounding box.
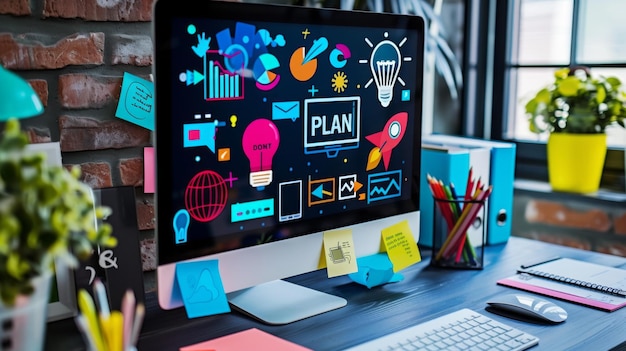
[365,112,408,171]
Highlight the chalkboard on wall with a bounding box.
[74,186,145,311]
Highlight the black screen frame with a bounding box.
[153,0,425,265]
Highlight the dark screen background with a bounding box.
[155,3,424,264]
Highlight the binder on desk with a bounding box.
[497,257,626,312]
[419,144,490,247]
[422,135,516,245]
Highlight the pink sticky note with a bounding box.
[144,147,155,193]
[180,328,312,351]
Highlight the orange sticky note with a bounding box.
[180,328,312,351]
[381,220,421,272]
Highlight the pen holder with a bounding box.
[431,196,486,269]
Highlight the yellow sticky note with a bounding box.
[323,229,358,278]
[381,220,421,272]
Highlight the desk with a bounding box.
[46,237,626,350]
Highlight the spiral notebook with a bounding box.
[497,257,626,312]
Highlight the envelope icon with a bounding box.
[272,101,300,121]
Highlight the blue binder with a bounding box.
[419,145,471,247]
[422,135,516,245]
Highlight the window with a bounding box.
[492,0,626,190]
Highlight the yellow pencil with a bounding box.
[109,311,124,351]
[78,290,105,351]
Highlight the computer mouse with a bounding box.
[486,293,568,323]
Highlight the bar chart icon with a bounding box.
[204,50,244,101]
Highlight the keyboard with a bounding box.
[342,308,539,351]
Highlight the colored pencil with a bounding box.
[122,290,136,351]
[438,186,492,260]
[78,290,105,351]
[449,182,475,263]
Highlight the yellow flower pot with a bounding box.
[547,133,607,193]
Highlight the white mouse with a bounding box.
[486,293,568,323]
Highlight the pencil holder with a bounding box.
[431,196,486,269]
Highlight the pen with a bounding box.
[520,256,561,269]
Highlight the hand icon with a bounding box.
[192,32,211,58]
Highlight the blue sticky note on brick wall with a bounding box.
[115,72,154,131]
[175,260,231,319]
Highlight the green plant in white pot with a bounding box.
[0,118,116,350]
[525,66,626,193]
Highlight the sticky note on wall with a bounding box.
[115,72,155,131]
[381,220,421,272]
[144,147,155,194]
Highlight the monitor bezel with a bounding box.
[153,0,425,281]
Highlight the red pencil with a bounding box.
[428,175,455,228]
[464,167,474,201]
[437,186,493,260]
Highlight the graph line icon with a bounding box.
[368,170,402,203]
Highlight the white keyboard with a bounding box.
[343,308,539,351]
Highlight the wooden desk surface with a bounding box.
[46,237,626,350]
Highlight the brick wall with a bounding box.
[512,181,626,257]
[0,0,158,291]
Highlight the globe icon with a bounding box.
[184,170,228,222]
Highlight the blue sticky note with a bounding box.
[115,72,155,131]
[348,253,404,289]
[175,260,231,318]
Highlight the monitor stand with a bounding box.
[227,279,347,325]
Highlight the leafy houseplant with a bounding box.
[525,66,626,134]
[525,66,626,193]
[0,118,117,306]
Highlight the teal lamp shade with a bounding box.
[0,65,44,121]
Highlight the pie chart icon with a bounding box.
[290,47,317,81]
[253,53,280,90]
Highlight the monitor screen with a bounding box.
[153,0,424,316]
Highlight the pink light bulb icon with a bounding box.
[242,118,280,188]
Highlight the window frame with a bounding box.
[489,0,625,192]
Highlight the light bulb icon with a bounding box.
[242,118,280,188]
[370,40,402,107]
[173,209,190,244]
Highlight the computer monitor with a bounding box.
[153,0,425,324]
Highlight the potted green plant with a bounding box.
[0,118,116,349]
[525,66,626,193]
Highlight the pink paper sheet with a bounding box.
[180,328,312,351]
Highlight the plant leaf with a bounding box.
[596,84,606,104]
[554,67,570,79]
[558,76,580,96]
[535,88,551,104]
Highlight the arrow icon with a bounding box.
[186,69,205,85]
[312,184,332,199]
